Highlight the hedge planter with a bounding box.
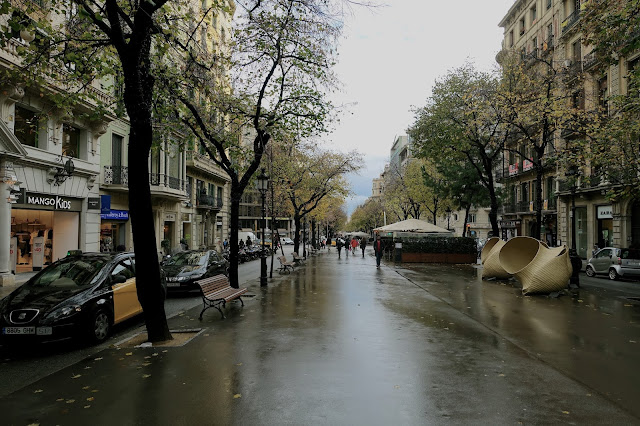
[394,237,477,264]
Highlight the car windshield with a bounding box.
[620,248,640,260]
[165,251,208,267]
[28,257,108,289]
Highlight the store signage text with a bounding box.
[27,195,72,210]
[101,210,129,220]
[597,205,613,219]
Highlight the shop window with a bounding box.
[62,124,81,158]
[14,105,40,148]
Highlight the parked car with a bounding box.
[162,249,229,292]
[281,237,294,245]
[586,247,640,280]
[0,251,159,344]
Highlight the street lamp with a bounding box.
[256,168,269,286]
[445,207,452,231]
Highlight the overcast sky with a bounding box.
[325,0,516,217]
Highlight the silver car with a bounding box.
[586,247,640,280]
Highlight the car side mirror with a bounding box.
[112,274,128,285]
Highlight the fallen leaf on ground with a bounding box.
[142,374,151,378]
[66,399,75,404]
[498,374,505,377]
[236,363,243,366]
[562,411,570,415]
[125,352,133,356]
[33,389,43,393]
[71,374,81,379]
[82,386,90,390]
[233,394,242,399]
[87,397,94,401]
[94,357,103,361]
[84,405,91,409]
[56,398,64,402]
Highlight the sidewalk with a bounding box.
[1,249,638,425]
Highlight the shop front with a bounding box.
[500,219,521,241]
[12,192,83,272]
[596,205,613,249]
[99,195,129,252]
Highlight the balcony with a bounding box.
[149,173,188,200]
[583,51,598,71]
[561,9,580,35]
[103,165,128,186]
[196,194,223,210]
[186,150,228,181]
[543,197,557,211]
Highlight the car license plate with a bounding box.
[2,326,36,335]
[166,282,181,287]
[37,327,52,336]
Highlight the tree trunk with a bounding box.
[293,212,301,254]
[535,160,544,240]
[121,44,171,342]
[228,184,241,289]
[311,218,316,249]
[462,204,471,237]
[127,116,171,343]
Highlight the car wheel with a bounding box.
[89,309,111,343]
[585,266,596,277]
[608,268,619,281]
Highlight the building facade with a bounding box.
[498,0,639,257]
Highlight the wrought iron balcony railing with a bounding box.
[196,194,224,209]
[104,165,128,185]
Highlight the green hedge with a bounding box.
[395,237,476,255]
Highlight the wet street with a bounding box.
[1,249,639,424]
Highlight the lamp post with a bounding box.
[256,168,269,286]
[445,207,452,231]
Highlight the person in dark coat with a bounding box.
[360,238,367,257]
[336,237,343,258]
[373,235,384,268]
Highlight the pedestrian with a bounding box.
[336,237,343,258]
[239,239,245,249]
[223,239,229,250]
[246,236,252,247]
[327,236,332,251]
[374,235,384,268]
[351,237,358,255]
[360,237,367,257]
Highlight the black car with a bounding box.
[162,249,229,292]
[0,251,159,344]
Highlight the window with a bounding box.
[547,0,552,9]
[547,23,553,44]
[509,30,514,47]
[468,213,477,223]
[546,176,555,198]
[598,77,608,110]
[62,124,81,158]
[521,182,529,202]
[627,57,639,94]
[531,5,537,21]
[14,105,40,148]
[112,134,123,167]
[572,40,582,61]
[532,36,538,51]
[208,183,215,195]
[572,90,585,109]
[520,16,526,35]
